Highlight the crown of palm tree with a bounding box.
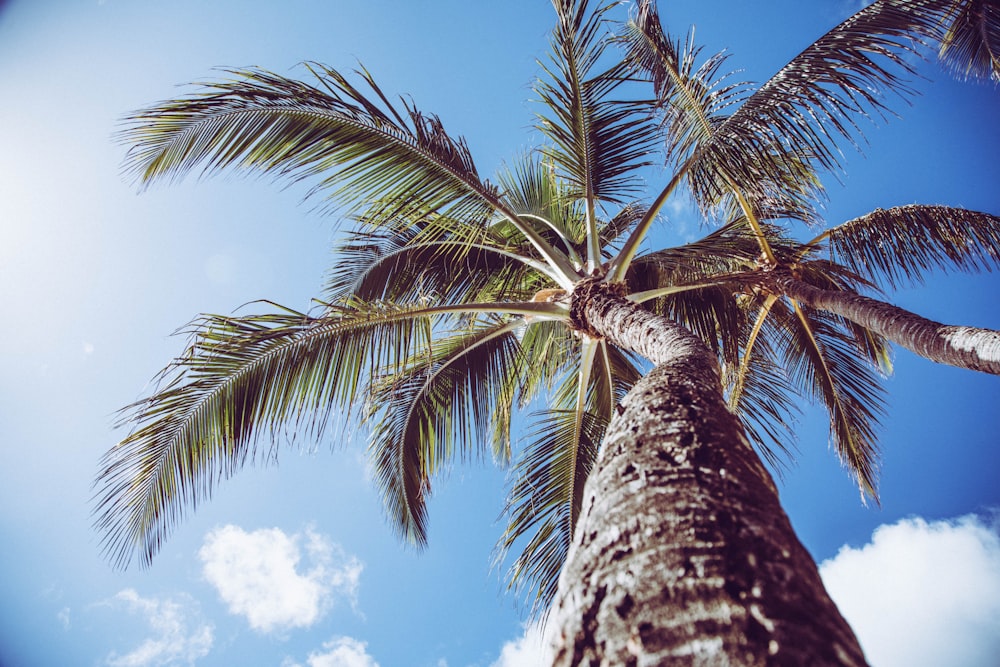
[96,0,1000,614]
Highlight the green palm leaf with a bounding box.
[537,0,656,205]
[626,0,955,227]
[122,65,491,221]
[621,6,748,173]
[492,154,592,275]
[821,204,1000,289]
[536,0,657,270]
[710,0,944,181]
[622,0,820,226]
[120,63,579,282]
[498,408,607,615]
[497,332,640,614]
[324,228,538,306]
[628,222,762,288]
[366,319,524,545]
[724,307,801,472]
[598,202,647,251]
[511,319,580,408]
[769,299,888,498]
[94,301,434,568]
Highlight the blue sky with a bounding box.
[0,1,998,666]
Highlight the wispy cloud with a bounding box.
[283,636,380,667]
[104,589,213,667]
[820,514,1000,667]
[490,620,554,667]
[57,606,71,630]
[199,524,363,634]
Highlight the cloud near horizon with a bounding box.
[283,636,380,667]
[490,620,554,667]
[820,514,1000,667]
[199,525,363,634]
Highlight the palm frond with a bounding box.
[121,65,492,222]
[642,0,947,224]
[724,304,801,472]
[622,5,749,170]
[94,301,434,568]
[324,228,539,306]
[712,0,944,179]
[535,0,657,237]
[496,154,587,264]
[937,0,1000,81]
[769,299,888,498]
[658,285,746,369]
[622,0,821,229]
[366,319,523,545]
[598,202,647,251]
[822,204,1000,288]
[628,222,762,287]
[512,319,580,410]
[120,63,580,282]
[497,407,607,615]
[496,334,641,615]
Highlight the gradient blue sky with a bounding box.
[1,2,998,666]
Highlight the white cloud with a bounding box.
[57,606,71,630]
[820,514,1000,667]
[286,637,380,667]
[199,525,363,634]
[105,589,214,667]
[490,620,554,667]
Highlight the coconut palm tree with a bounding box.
[95,0,999,664]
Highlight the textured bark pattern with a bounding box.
[550,290,868,666]
[774,274,1000,375]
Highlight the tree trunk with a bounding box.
[771,273,1000,376]
[550,286,867,666]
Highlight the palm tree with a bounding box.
[95,0,999,664]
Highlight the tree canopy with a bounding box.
[96,0,1000,622]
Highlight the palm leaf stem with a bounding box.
[426,240,569,284]
[389,319,525,541]
[803,227,834,252]
[728,295,779,411]
[339,237,572,298]
[628,275,749,304]
[517,213,585,267]
[552,1,601,273]
[569,338,600,529]
[586,200,602,274]
[496,207,580,287]
[725,175,779,265]
[388,300,570,321]
[595,340,616,423]
[607,154,693,282]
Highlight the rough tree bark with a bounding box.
[550,284,868,666]
[771,273,1000,376]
